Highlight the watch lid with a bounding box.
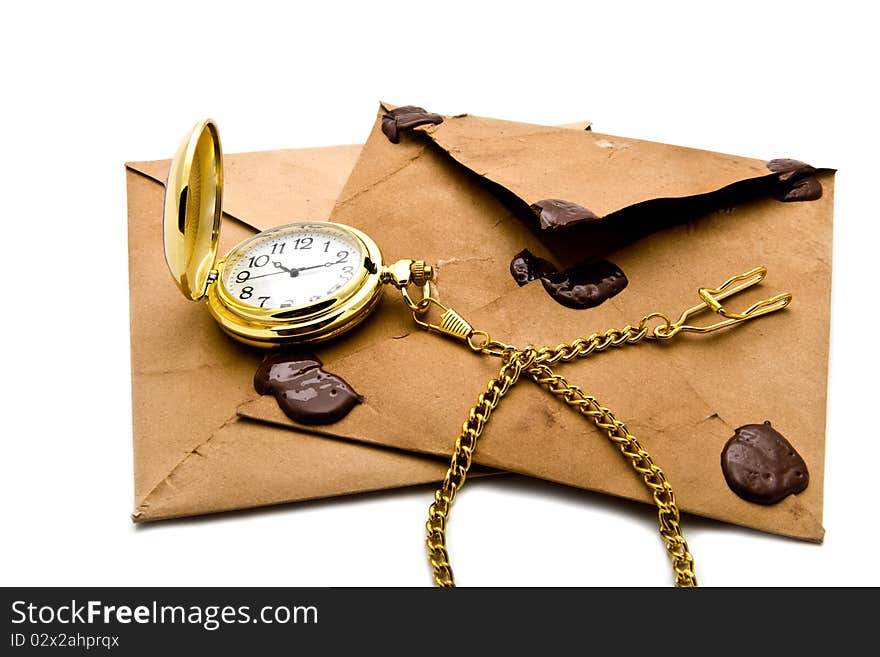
[162,119,223,301]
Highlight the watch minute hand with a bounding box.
[293,257,347,273]
[243,262,294,281]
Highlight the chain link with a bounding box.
[528,362,697,587]
[533,324,649,366]
[426,348,537,587]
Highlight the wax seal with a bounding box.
[510,249,556,286]
[539,257,628,310]
[721,421,809,504]
[767,158,823,202]
[381,105,444,143]
[530,199,599,230]
[254,352,363,425]
[509,250,627,309]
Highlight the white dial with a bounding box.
[221,224,366,310]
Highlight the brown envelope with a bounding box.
[126,143,490,523]
[238,106,833,541]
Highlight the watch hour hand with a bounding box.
[273,260,299,278]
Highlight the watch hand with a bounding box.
[273,260,299,277]
[293,257,348,273]
[247,261,299,280]
[245,267,290,281]
[241,258,348,282]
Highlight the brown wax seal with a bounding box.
[510,248,556,286]
[509,249,628,310]
[381,105,444,143]
[529,199,599,230]
[539,257,628,310]
[721,421,809,504]
[767,158,823,202]
[254,352,363,425]
[777,176,823,202]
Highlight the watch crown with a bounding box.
[410,261,434,286]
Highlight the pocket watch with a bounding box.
[163,119,433,347]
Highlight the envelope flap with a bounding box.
[417,113,785,222]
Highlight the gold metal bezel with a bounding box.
[205,222,385,347]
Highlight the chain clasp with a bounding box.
[411,297,474,340]
[382,259,478,341]
[650,267,792,339]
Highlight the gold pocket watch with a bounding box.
[163,119,432,347]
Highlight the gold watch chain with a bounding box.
[411,265,790,587]
[425,348,536,587]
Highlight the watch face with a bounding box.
[221,224,367,310]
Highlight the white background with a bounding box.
[1,1,878,587]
